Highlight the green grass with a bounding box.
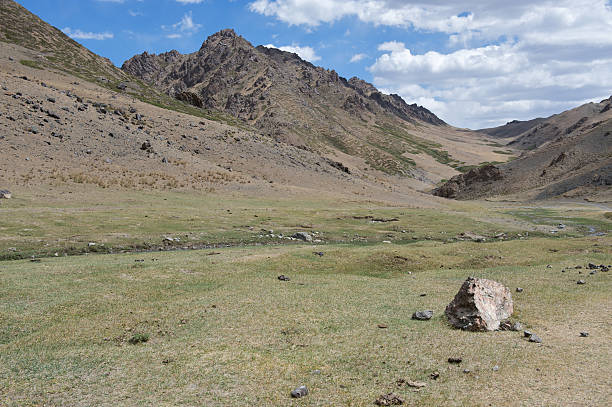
[1,235,610,406]
[19,60,42,70]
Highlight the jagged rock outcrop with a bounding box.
[445,277,513,331]
[433,165,503,198]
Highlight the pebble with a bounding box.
[290,385,308,398]
[577,280,586,285]
[412,310,434,321]
[516,287,523,293]
[528,334,542,343]
[448,357,462,364]
[492,365,500,371]
[580,332,589,337]
[277,275,290,281]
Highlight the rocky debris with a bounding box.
[580,332,589,337]
[445,277,513,331]
[277,275,290,281]
[577,280,586,285]
[433,165,503,199]
[516,287,523,293]
[457,232,486,242]
[324,158,351,174]
[412,310,434,321]
[0,190,11,199]
[290,385,308,398]
[430,372,440,380]
[448,357,462,364]
[374,393,404,406]
[140,140,155,154]
[292,232,313,242]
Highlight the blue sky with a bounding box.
[15,0,612,129]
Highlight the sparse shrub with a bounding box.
[128,333,150,345]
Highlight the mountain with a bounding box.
[0,0,515,201]
[476,118,546,139]
[434,96,612,200]
[122,29,463,177]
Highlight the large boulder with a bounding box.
[445,277,513,331]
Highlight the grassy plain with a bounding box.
[1,188,611,406]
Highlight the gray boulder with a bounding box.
[445,277,513,331]
[292,232,313,242]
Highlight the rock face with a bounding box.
[445,277,513,331]
[433,165,503,199]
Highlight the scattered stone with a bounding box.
[511,322,523,331]
[587,263,598,269]
[445,277,513,331]
[412,310,434,321]
[47,97,55,103]
[492,365,500,372]
[277,275,290,281]
[463,369,470,374]
[458,232,487,242]
[377,324,388,329]
[292,232,313,242]
[405,380,426,388]
[498,320,522,331]
[516,287,523,293]
[30,258,41,263]
[29,125,39,134]
[577,280,586,285]
[374,393,404,406]
[528,334,542,343]
[524,330,532,338]
[448,357,462,364]
[290,386,308,398]
[313,251,324,256]
[580,332,589,337]
[430,372,440,380]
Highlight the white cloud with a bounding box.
[264,43,321,62]
[176,0,205,4]
[250,0,612,128]
[62,27,114,40]
[161,11,202,38]
[349,53,367,63]
[128,10,143,17]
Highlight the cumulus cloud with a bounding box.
[62,27,114,40]
[264,43,321,62]
[162,11,202,39]
[250,0,612,128]
[349,53,367,63]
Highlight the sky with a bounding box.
[15,0,612,129]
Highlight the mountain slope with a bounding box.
[476,118,546,139]
[123,29,470,177]
[434,97,612,200]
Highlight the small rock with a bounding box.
[313,251,324,256]
[277,275,290,281]
[412,310,433,321]
[448,357,462,364]
[511,322,523,331]
[524,330,533,337]
[405,380,426,388]
[47,97,55,103]
[528,334,542,343]
[516,287,523,293]
[290,385,308,398]
[377,324,388,329]
[374,393,404,406]
[292,232,312,242]
[463,369,470,374]
[577,280,586,285]
[580,332,589,337]
[492,365,500,372]
[430,371,440,380]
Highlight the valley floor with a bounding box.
[1,188,611,406]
